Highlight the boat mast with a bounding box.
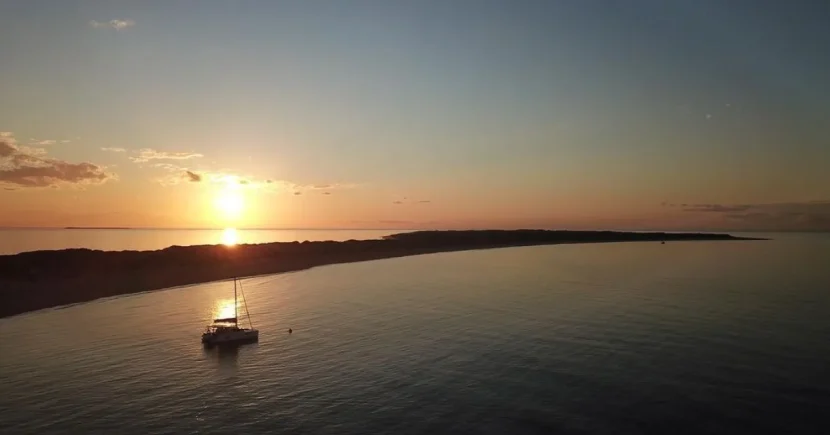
[234,278,238,327]
[240,279,254,329]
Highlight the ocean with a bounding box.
[1,232,829,434]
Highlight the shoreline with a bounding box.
[0,230,762,319]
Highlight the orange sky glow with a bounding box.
[2,2,829,232]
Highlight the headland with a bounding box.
[0,230,760,319]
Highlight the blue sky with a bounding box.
[1,1,829,230]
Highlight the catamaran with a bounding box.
[201,277,259,346]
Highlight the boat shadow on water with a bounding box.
[203,341,259,365]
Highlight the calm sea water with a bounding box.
[0,229,406,255]
[1,234,829,434]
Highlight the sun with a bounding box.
[215,189,244,220]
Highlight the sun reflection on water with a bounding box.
[213,299,237,320]
[221,228,239,246]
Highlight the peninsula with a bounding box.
[0,230,758,319]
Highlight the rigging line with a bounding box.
[238,279,254,329]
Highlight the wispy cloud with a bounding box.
[392,198,432,205]
[680,200,830,231]
[185,170,202,182]
[101,147,126,152]
[303,182,358,190]
[143,159,360,195]
[682,204,752,213]
[130,148,203,163]
[0,133,116,188]
[277,181,359,194]
[30,139,56,146]
[149,164,268,188]
[90,19,135,30]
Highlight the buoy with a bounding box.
[288,328,293,334]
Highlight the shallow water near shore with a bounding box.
[1,234,829,434]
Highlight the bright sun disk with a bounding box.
[215,190,244,219]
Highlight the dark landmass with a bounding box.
[0,230,761,319]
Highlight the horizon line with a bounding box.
[0,226,419,231]
[0,226,825,233]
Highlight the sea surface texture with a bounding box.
[1,234,829,434]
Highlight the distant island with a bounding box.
[64,227,133,230]
[0,230,761,319]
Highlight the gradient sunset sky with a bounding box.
[1,1,829,230]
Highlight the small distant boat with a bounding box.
[201,277,259,346]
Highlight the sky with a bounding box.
[1,0,829,231]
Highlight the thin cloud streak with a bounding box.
[90,19,135,30]
[130,148,203,163]
[681,200,830,231]
[682,204,752,213]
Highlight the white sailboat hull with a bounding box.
[202,328,259,346]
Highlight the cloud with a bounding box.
[142,159,359,195]
[90,19,135,30]
[392,198,431,205]
[61,140,71,144]
[683,200,830,231]
[683,204,752,213]
[30,139,56,146]
[303,182,358,190]
[130,148,203,163]
[0,133,116,188]
[0,141,15,157]
[185,170,202,182]
[149,164,270,189]
[276,181,359,195]
[101,147,126,152]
